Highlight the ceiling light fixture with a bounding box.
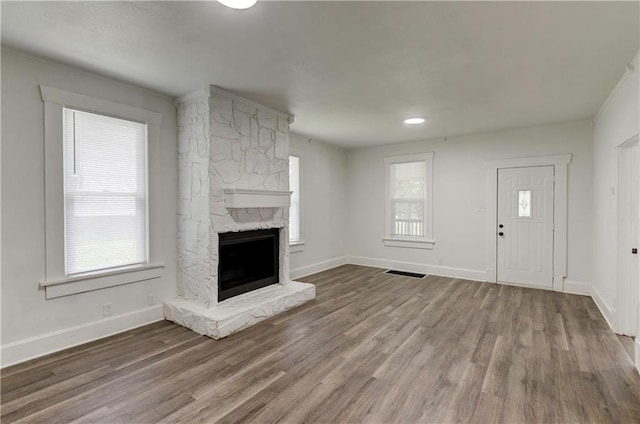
[403,117,425,125]
[217,0,257,10]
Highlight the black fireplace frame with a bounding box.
[218,228,280,301]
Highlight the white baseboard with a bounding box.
[562,279,592,296]
[347,256,487,282]
[591,285,616,332]
[0,258,619,371]
[290,256,348,280]
[1,305,164,368]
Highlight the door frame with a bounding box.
[484,154,572,291]
[617,133,639,336]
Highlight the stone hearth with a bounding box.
[163,86,315,339]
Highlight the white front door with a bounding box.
[497,166,554,288]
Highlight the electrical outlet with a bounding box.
[148,293,157,305]
[103,303,113,317]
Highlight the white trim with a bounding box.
[40,85,161,125]
[483,154,571,170]
[289,241,306,254]
[591,285,617,332]
[269,255,593,295]
[176,85,294,124]
[289,148,303,245]
[41,264,165,299]
[484,154,571,291]
[0,306,164,368]
[381,237,435,250]
[594,50,639,122]
[348,256,487,282]
[384,152,435,247]
[289,256,348,280]
[224,189,292,208]
[43,101,65,281]
[41,85,163,297]
[562,279,592,296]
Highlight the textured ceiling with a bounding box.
[2,1,638,147]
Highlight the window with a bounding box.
[383,153,435,249]
[390,161,426,237]
[40,85,163,299]
[289,155,301,242]
[518,189,532,218]
[288,153,304,252]
[63,109,148,275]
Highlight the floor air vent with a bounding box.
[385,269,427,279]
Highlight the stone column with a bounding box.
[176,86,293,308]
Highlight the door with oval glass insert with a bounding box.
[497,166,554,288]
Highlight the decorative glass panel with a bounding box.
[518,189,532,218]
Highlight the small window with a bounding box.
[383,153,435,249]
[63,108,148,275]
[518,189,532,218]
[390,161,426,237]
[289,155,301,243]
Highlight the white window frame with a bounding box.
[383,152,435,249]
[289,148,305,253]
[39,85,164,299]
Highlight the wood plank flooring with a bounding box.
[618,335,636,363]
[2,265,640,423]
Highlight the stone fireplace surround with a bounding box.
[163,86,315,339]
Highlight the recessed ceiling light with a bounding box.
[217,0,257,10]
[404,117,425,125]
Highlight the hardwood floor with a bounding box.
[2,264,640,423]
[618,334,636,363]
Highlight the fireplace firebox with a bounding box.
[218,228,280,301]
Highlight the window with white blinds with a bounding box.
[289,155,301,243]
[63,108,148,275]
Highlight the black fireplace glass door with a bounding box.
[218,228,279,301]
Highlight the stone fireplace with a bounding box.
[163,86,316,339]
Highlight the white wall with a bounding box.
[0,47,622,367]
[347,121,594,284]
[592,56,640,327]
[289,133,349,278]
[1,48,178,366]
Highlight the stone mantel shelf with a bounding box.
[224,189,293,209]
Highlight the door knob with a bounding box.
[498,232,504,236]
[499,224,504,228]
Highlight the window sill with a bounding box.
[40,263,164,299]
[289,241,306,253]
[382,237,436,250]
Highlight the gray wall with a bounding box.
[289,133,349,277]
[1,48,178,365]
[346,121,594,284]
[592,59,639,326]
